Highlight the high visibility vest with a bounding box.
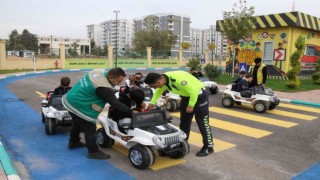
[250,63,266,85]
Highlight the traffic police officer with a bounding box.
[144,71,214,157]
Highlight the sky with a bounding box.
[1,0,320,39]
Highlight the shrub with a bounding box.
[186,56,202,71]
[204,64,222,81]
[286,36,305,89]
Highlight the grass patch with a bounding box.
[214,74,320,92]
[0,69,59,75]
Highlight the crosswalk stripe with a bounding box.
[278,104,320,114]
[267,109,318,121]
[112,142,186,171]
[171,112,272,138]
[211,107,298,128]
[35,91,46,98]
[188,131,236,152]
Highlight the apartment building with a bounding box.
[134,13,191,56]
[38,36,90,55]
[87,19,133,53]
[190,25,227,59]
[87,24,103,47]
[100,19,133,52]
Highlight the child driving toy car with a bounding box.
[53,77,72,95]
[236,74,253,98]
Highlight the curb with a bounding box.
[0,141,21,180]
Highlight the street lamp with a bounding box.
[114,10,120,68]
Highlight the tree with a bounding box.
[132,30,177,54]
[186,56,202,71]
[19,29,38,52]
[6,30,20,50]
[208,43,216,65]
[221,0,255,77]
[181,42,191,59]
[68,42,79,57]
[6,29,38,52]
[286,36,305,88]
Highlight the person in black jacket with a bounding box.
[109,89,145,122]
[53,77,72,95]
[236,74,253,98]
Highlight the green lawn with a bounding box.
[214,74,320,92]
[0,69,58,74]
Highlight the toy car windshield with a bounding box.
[48,95,65,110]
[131,110,170,128]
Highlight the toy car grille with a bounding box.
[164,135,180,145]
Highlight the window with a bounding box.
[305,46,316,56]
[263,42,274,65]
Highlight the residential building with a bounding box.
[190,25,227,59]
[38,36,90,55]
[87,24,103,47]
[100,19,133,52]
[134,13,191,57]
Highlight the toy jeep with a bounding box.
[96,107,189,169]
[41,92,72,135]
[222,84,280,113]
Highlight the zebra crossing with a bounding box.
[109,103,319,171]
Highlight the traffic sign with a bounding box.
[239,63,247,72]
[273,49,286,61]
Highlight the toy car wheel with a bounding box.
[222,96,234,108]
[167,99,178,112]
[128,145,155,169]
[168,140,190,159]
[41,112,45,123]
[253,100,268,113]
[45,118,56,135]
[96,128,114,148]
[210,87,219,94]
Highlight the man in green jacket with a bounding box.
[62,68,133,159]
[144,71,214,157]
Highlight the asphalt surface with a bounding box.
[3,70,320,180]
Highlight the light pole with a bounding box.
[114,10,120,68]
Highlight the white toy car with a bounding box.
[199,77,219,94]
[96,107,189,170]
[41,91,72,135]
[221,84,280,113]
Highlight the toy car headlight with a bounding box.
[153,136,165,148]
[54,112,62,120]
[180,132,187,140]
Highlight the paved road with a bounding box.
[3,71,320,179]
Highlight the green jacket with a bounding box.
[62,69,112,123]
[151,71,204,107]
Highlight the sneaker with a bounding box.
[196,146,214,157]
[68,141,86,149]
[87,151,110,160]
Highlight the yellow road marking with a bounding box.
[267,109,317,121]
[211,107,298,128]
[171,113,272,138]
[112,142,186,171]
[278,104,320,114]
[188,131,236,152]
[35,91,46,98]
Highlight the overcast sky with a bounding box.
[1,0,320,39]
